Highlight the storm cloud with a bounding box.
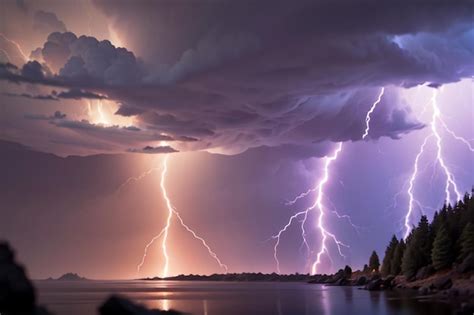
[0,0,473,156]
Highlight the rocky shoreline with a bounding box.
[308,265,474,315]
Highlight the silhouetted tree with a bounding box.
[458,222,474,261]
[344,265,352,278]
[378,192,474,280]
[363,264,370,273]
[381,235,398,276]
[417,216,432,266]
[390,238,405,276]
[431,225,453,270]
[369,251,380,272]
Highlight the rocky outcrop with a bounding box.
[0,242,52,315]
[354,276,367,286]
[365,278,383,291]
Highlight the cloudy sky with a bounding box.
[0,0,473,279]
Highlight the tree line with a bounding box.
[367,192,474,279]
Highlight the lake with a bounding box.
[35,280,454,315]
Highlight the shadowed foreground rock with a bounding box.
[0,241,183,315]
[0,242,50,315]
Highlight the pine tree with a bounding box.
[369,251,380,272]
[458,222,474,261]
[402,239,418,278]
[381,235,398,276]
[391,238,405,275]
[431,225,453,270]
[417,216,432,267]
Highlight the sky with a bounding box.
[0,0,473,280]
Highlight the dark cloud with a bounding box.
[54,88,107,100]
[24,110,66,120]
[4,88,106,101]
[1,0,473,156]
[20,110,195,154]
[114,104,146,117]
[4,92,58,101]
[127,145,178,154]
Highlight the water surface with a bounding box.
[35,280,453,315]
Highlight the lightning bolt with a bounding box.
[404,135,432,239]
[362,87,385,140]
[311,142,347,275]
[438,117,474,152]
[0,33,29,62]
[272,143,348,274]
[135,155,228,277]
[160,155,174,278]
[403,88,464,238]
[273,88,386,274]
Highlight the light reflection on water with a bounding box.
[35,280,454,315]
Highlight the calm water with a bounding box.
[35,280,454,315]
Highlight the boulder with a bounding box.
[334,278,349,286]
[355,276,367,286]
[416,266,435,280]
[365,279,383,291]
[457,253,474,274]
[382,276,395,289]
[431,276,453,291]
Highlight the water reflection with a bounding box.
[321,286,331,315]
[35,280,455,315]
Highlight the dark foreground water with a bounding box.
[35,280,454,315]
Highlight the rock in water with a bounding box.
[355,276,367,286]
[365,279,383,291]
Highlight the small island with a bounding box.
[47,273,88,281]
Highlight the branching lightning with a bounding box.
[403,88,466,238]
[404,135,432,239]
[116,167,161,194]
[272,88,387,274]
[438,117,474,152]
[311,142,347,275]
[133,155,228,277]
[272,143,348,274]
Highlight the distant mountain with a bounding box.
[55,273,88,281]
